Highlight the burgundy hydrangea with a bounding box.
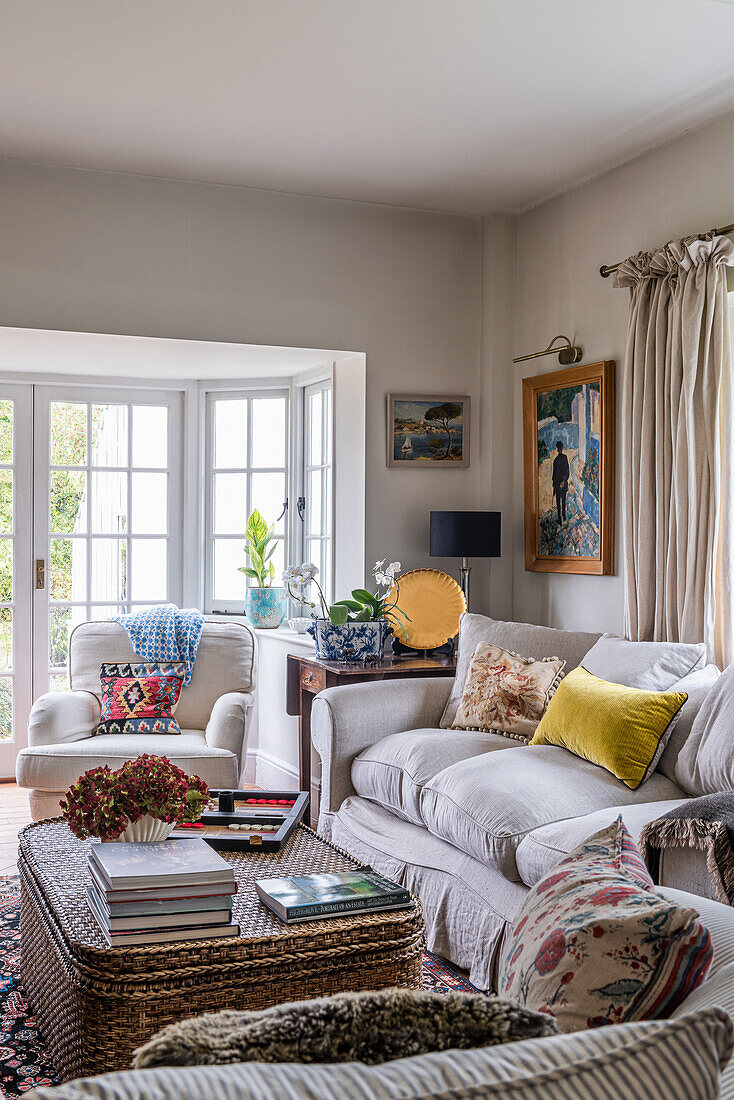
[60,755,209,841]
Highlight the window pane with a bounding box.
[251,472,286,534]
[91,538,127,602]
[50,402,87,466]
[214,400,247,468]
[0,678,11,740]
[0,539,10,603]
[130,539,167,601]
[92,404,128,466]
[0,470,11,534]
[307,470,322,536]
[91,472,128,534]
[323,467,332,535]
[251,398,286,468]
[270,539,285,583]
[214,473,247,535]
[323,386,332,464]
[132,406,167,468]
[50,674,69,694]
[321,541,332,602]
[132,473,168,535]
[0,400,12,464]
[50,538,86,601]
[308,391,323,465]
[49,605,86,670]
[0,608,11,671]
[90,604,125,619]
[214,539,246,602]
[50,470,86,534]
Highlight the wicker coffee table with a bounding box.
[19,820,424,1082]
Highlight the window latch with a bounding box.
[276,499,288,522]
[297,496,306,521]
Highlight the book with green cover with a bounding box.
[255,869,411,923]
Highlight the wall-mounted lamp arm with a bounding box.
[513,334,583,366]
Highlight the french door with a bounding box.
[0,386,32,775]
[0,383,184,776]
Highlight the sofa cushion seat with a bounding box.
[351,728,517,826]
[515,799,690,888]
[418,745,686,879]
[15,732,238,791]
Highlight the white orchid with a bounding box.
[284,560,328,617]
[373,559,401,588]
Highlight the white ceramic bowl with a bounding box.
[288,617,314,634]
[115,815,175,843]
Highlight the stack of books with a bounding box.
[87,838,239,947]
[255,868,412,923]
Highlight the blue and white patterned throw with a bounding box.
[114,604,204,687]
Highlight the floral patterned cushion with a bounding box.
[96,661,186,736]
[451,642,565,740]
[498,817,712,1033]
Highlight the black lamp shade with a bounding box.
[430,511,501,559]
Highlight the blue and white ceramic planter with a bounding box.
[244,586,287,629]
[308,619,391,661]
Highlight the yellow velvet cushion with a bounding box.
[529,666,688,789]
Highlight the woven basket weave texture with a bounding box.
[19,820,424,1081]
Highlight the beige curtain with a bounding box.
[614,234,734,669]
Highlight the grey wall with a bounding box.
[0,158,492,606]
[510,106,734,634]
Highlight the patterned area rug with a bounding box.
[0,877,478,1098]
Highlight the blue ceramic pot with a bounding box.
[244,586,287,629]
[307,619,391,661]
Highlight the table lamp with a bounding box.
[429,510,501,609]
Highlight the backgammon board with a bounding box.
[170,789,309,852]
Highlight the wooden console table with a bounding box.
[286,653,456,827]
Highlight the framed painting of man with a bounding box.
[522,361,614,574]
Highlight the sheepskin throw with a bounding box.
[133,988,557,1069]
[639,792,734,905]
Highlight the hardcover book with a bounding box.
[88,860,236,904]
[255,869,411,923]
[86,887,232,931]
[86,893,239,947]
[90,838,235,890]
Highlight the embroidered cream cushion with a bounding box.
[451,642,565,741]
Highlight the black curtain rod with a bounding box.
[599,221,734,279]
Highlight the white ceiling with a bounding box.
[2,0,734,214]
[0,328,348,381]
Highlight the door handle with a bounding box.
[35,559,45,590]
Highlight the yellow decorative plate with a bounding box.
[387,568,466,649]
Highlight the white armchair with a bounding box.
[17,618,257,821]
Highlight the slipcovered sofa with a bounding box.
[16,618,257,821]
[312,613,725,990]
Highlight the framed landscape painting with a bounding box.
[522,360,614,574]
[387,394,470,467]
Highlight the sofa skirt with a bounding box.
[326,796,529,991]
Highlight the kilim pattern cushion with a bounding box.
[96,661,185,736]
[498,817,713,1033]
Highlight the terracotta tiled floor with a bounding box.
[0,782,32,875]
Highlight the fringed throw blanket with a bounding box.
[115,604,204,687]
[639,793,734,905]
